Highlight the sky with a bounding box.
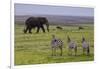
[14,3,94,16]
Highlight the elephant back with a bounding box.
[25,17,48,27]
[25,17,39,26]
[37,17,48,24]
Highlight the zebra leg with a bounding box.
[60,47,63,56]
[75,47,77,56]
[54,48,56,56]
[87,46,90,56]
[68,48,70,56]
[69,48,72,56]
[71,49,73,56]
[83,48,85,55]
[52,48,53,56]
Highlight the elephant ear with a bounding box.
[38,17,46,23]
[38,17,49,32]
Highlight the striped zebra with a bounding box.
[67,36,77,56]
[82,37,90,55]
[51,35,63,56]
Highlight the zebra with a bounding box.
[51,35,63,56]
[67,36,77,56]
[82,37,90,55]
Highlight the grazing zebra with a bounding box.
[51,35,63,56]
[82,37,90,55]
[67,36,77,56]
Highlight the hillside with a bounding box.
[15,15,94,25]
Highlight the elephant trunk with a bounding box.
[23,26,26,33]
[23,23,27,33]
[46,23,49,32]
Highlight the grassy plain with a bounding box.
[15,23,94,65]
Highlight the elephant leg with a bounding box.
[29,27,32,34]
[41,26,45,33]
[36,27,40,33]
[24,26,28,33]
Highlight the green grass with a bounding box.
[15,24,94,65]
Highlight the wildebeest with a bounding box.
[67,36,77,56]
[51,35,63,56]
[82,37,90,55]
[23,17,49,33]
[56,26,63,30]
[78,26,84,30]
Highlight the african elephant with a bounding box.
[23,17,49,33]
